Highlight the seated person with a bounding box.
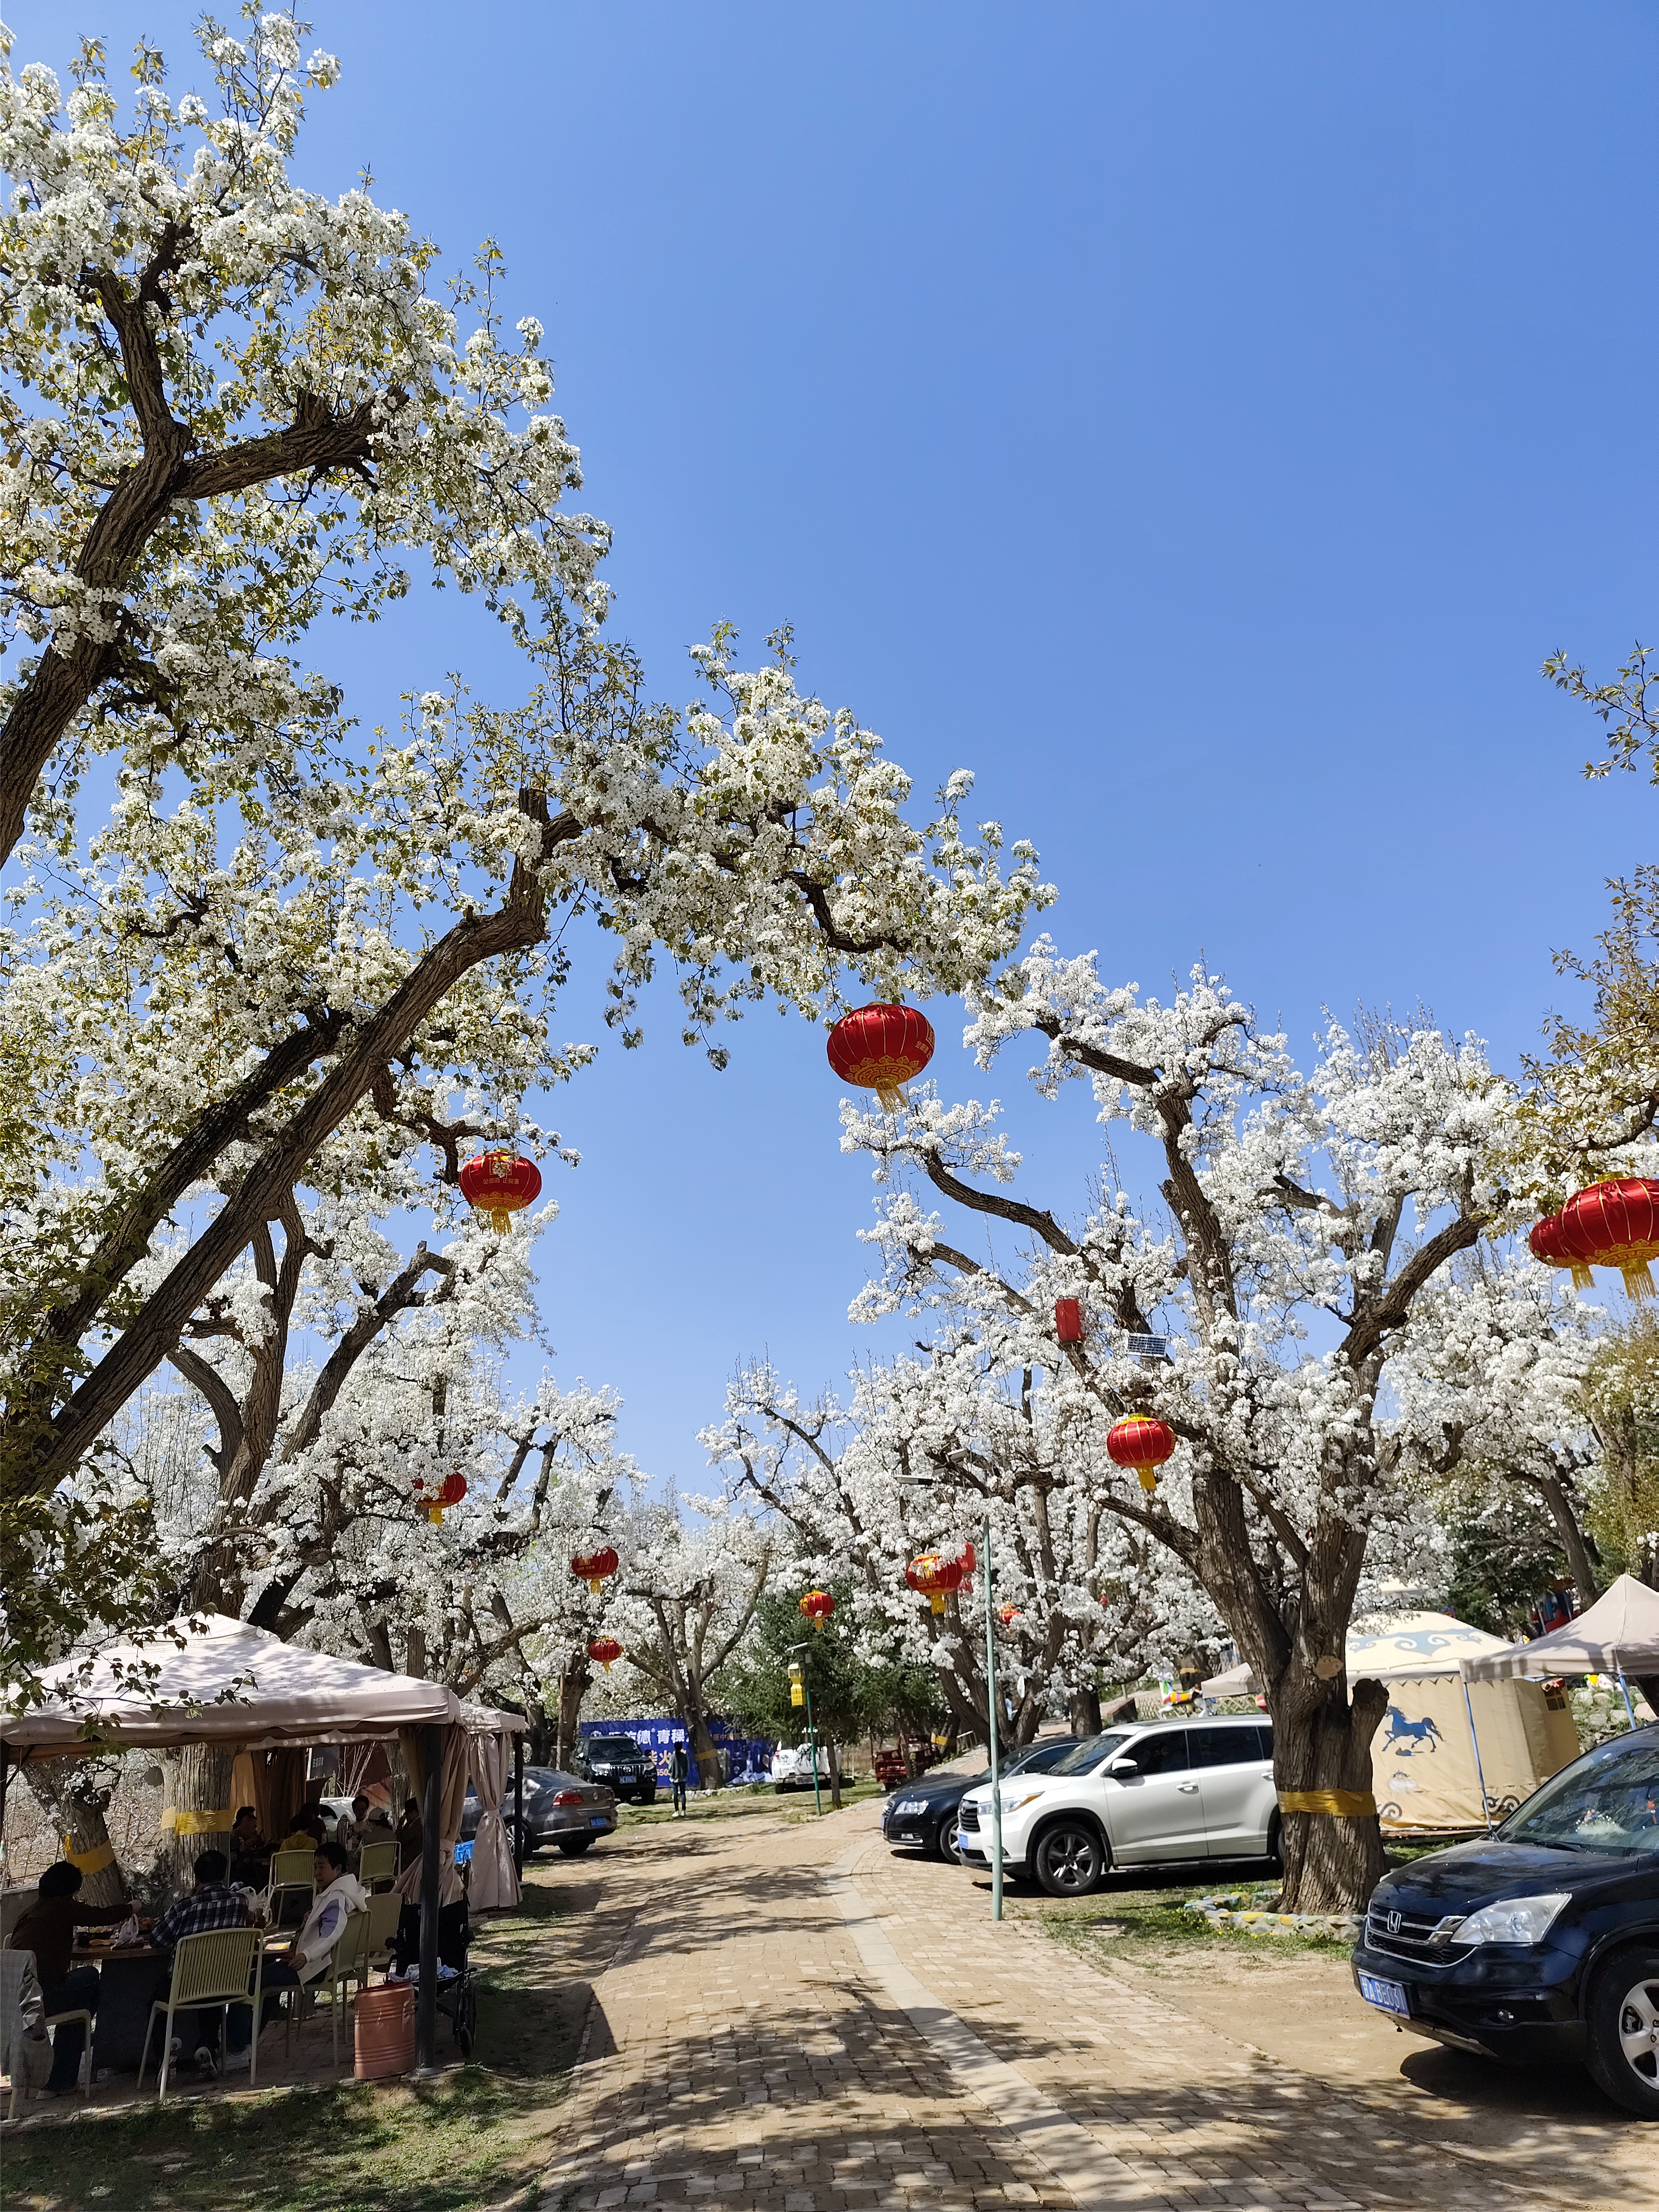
[226,1840,366,2066]
[393,1796,423,1869]
[228,1806,268,1886]
[357,1795,396,1848]
[276,1805,327,1854]
[7,1861,131,2094]
[149,1848,252,2075]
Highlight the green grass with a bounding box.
[612,1775,883,1831]
[1,1878,583,2212]
[1024,1876,1359,1965]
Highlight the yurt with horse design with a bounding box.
[1347,1611,1581,1834]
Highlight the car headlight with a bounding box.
[995,1790,1047,1814]
[1452,1893,1571,1946]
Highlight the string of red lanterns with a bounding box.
[459,1148,543,1234]
[1531,1178,1659,1301]
[826,1002,935,1114]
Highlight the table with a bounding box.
[70,1945,165,2073]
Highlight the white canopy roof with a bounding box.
[1200,1610,1519,1699]
[1459,1574,1659,1683]
[1,1613,525,1757]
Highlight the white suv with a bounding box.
[955,1715,1277,1895]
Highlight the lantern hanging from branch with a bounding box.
[799,1590,835,1630]
[459,1148,543,1234]
[906,1551,964,1616]
[1528,1212,1594,1293]
[825,1002,935,1113]
[571,1546,620,1596]
[1107,1414,1176,1494]
[1054,1298,1085,1345]
[1558,1178,1659,1300]
[997,1604,1022,1628]
[415,1471,467,1525]
[587,1636,623,1674]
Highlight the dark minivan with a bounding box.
[1352,1723,1659,2116]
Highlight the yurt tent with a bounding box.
[1201,1611,1582,1833]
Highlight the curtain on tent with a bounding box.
[239,1747,307,1845]
[467,1731,520,1912]
[396,1723,468,1905]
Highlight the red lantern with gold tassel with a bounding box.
[1107,1414,1176,1494]
[799,1590,835,1629]
[826,1003,935,1113]
[906,1551,963,1616]
[998,1603,1021,1627]
[588,1636,623,1673]
[571,1546,620,1596]
[459,1148,543,1234]
[415,1471,467,1525]
[1558,1178,1659,1300]
[1529,1212,1594,1293]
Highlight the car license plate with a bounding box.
[589,1812,609,1827]
[1357,1972,1410,2018]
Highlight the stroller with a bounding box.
[392,1894,478,2055]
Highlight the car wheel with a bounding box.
[1265,1811,1283,1871]
[636,1788,656,1805]
[556,1835,595,1857]
[1586,1945,1659,2119]
[934,1818,963,1866]
[1032,1818,1106,1899]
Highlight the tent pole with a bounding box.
[1460,1679,1494,1833]
[416,1721,441,2072]
[1616,1671,1637,1730]
[513,1734,525,1880]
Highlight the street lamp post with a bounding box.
[981,1509,1004,1924]
[788,1648,824,1815]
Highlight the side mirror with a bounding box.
[1108,1757,1139,1777]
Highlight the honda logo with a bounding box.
[1386,1909,1403,1934]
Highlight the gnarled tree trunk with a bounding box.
[1271,1675,1390,1913]
[158,1746,236,1894]
[22,1762,125,1907]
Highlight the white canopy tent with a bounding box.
[0,1613,481,1754]
[1458,1573,1659,1702]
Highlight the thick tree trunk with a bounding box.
[827,1739,843,1810]
[555,1664,591,1771]
[1070,1684,1103,1738]
[158,1746,236,1894]
[22,1763,125,1907]
[1272,1676,1390,1914]
[1528,1470,1603,1603]
[689,1711,724,1791]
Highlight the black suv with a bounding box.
[1352,1723,1659,2116]
[882,1737,1081,1863]
[570,1733,658,1804]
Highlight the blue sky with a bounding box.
[18,2,1656,1487]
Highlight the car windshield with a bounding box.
[1497,1731,1659,1856]
[587,1738,641,1756]
[1047,1729,1133,1776]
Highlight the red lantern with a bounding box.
[587,1636,623,1673]
[998,1603,1021,1627]
[799,1591,835,1629]
[1529,1212,1594,1293]
[1107,1414,1176,1494]
[826,1003,935,1113]
[1054,1298,1084,1345]
[907,1551,964,1616]
[1558,1178,1659,1300]
[571,1546,620,1596]
[415,1470,468,1525]
[459,1148,543,1234]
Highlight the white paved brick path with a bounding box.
[539,1802,1640,2212]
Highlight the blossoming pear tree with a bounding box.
[706,1360,1214,1747]
[841,957,1517,1911]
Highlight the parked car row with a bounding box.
[881,1709,1659,2120]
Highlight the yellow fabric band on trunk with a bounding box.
[159,1806,234,1835]
[62,1840,115,1874]
[1276,1789,1377,1817]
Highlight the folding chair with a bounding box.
[359,1892,403,1985]
[44,2004,95,2102]
[291,1907,369,2069]
[264,1847,316,1927]
[357,1841,398,1892]
[139,1927,266,2100]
